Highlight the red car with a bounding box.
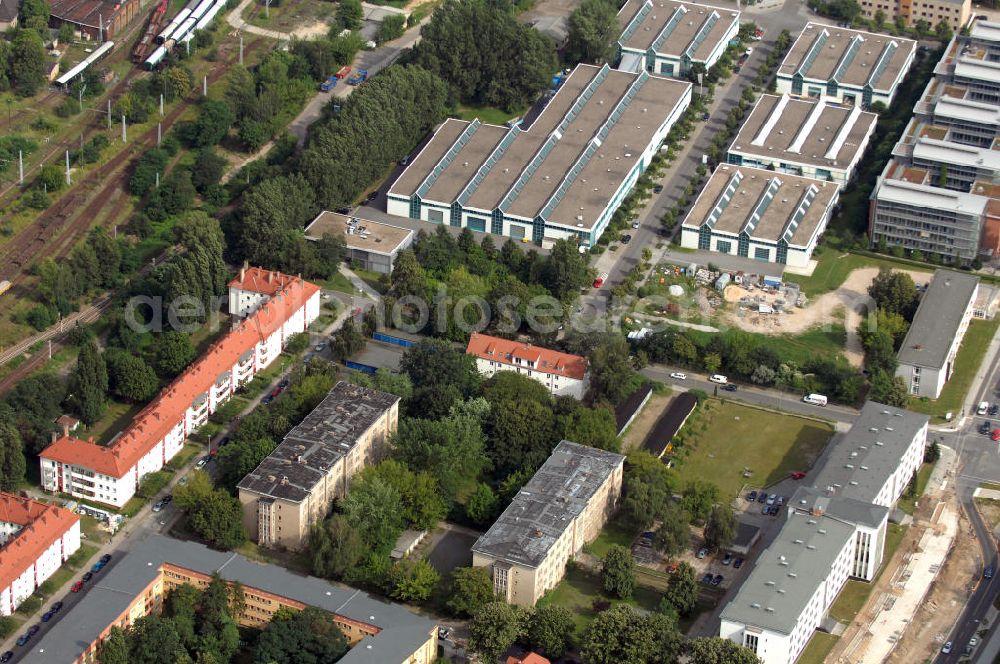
[790,471,806,480]
[991,429,999,441]
[593,272,608,288]
[71,581,84,592]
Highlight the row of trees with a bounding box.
[859,268,920,406]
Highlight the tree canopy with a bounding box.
[565,0,620,65]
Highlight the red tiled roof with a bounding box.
[228,267,298,297]
[506,654,550,664]
[41,271,320,479]
[466,333,588,381]
[0,493,78,594]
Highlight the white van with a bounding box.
[709,374,728,384]
[803,394,828,407]
[978,401,989,415]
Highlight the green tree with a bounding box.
[680,480,720,523]
[654,501,690,556]
[601,545,635,599]
[621,451,674,530]
[11,29,45,96]
[217,436,278,491]
[155,331,197,377]
[191,148,228,193]
[446,566,495,618]
[558,404,619,451]
[196,575,241,662]
[488,396,558,478]
[529,605,575,659]
[868,268,919,320]
[39,163,65,193]
[310,514,365,580]
[188,100,234,147]
[66,339,108,425]
[663,562,699,616]
[389,557,441,602]
[541,238,590,300]
[330,318,367,362]
[106,349,160,403]
[238,173,317,269]
[935,19,953,41]
[703,503,737,552]
[175,472,247,549]
[565,0,619,64]
[19,0,50,33]
[588,332,641,404]
[377,14,406,43]
[580,604,682,664]
[464,482,498,527]
[126,615,183,664]
[869,369,909,407]
[361,460,447,529]
[342,474,405,551]
[97,626,129,664]
[0,421,26,492]
[336,0,362,30]
[686,636,761,664]
[254,606,349,664]
[468,601,529,663]
[164,584,200,651]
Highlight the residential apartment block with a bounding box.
[896,270,979,398]
[238,382,400,550]
[870,21,1000,261]
[466,333,589,399]
[776,24,916,109]
[386,64,691,248]
[27,535,438,664]
[858,0,970,30]
[0,493,80,616]
[472,441,625,606]
[679,164,840,267]
[616,0,740,78]
[726,94,878,187]
[720,402,928,664]
[40,268,320,508]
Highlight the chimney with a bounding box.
[267,271,274,284]
[240,264,246,282]
[62,422,70,438]
[811,505,825,517]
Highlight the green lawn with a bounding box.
[906,318,1000,423]
[321,271,358,295]
[828,523,906,623]
[752,323,848,366]
[455,104,523,126]
[583,522,635,559]
[797,632,839,664]
[536,566,662,634]
[85,401,145,445]
[785,249,933,297]
[675,400,834,498]
[897,462,934,515]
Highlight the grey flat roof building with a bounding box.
[25,534,436,664]
[617,0,739,62]
[472,440,625,568]
[810,401,928,505]
[238,382,400,503]
[897,269,980,370]
[720,510,856,635]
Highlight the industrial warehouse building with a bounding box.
[896,270,979,398]
[870,21,1000,262]
[720,402,928,664]
[386,63,691,248]
[305,212,415,274]
[50,0,142,40]
[726,94,878,187]
[776,24,916,110]
[238,382,400,550]
[473,441,624,606]
[679,164,840,267]
[615,0,740,77]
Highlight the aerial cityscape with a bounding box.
[0,0,997,661]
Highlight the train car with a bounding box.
[133,0,169,63]
[193,0,227,30]
[55,41,115,87]
[144,44,169,70]
[155,7,191,44]
[167,16,198,47]
[188,0,216,23]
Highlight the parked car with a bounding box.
[733,557,744,569]
[790,471,806,480]
[744,47,753,56]
[969,637,979,649]
[761,505,770,515]
[766,494,776,505]
[747,490,758,502]
[722,552,733,565]
[15,635,28,647]
[768,505,780,516]
[992,429,999,442]
[991,404,999,416]
[195,458,208,469]
[278,378,290,389]
[593,273,608,288]
[41,611,53,622]
[314,342,327,352]
[365,191,378,203]
[262,395,274,405]
[941,641,952,654]
[620,234,632,244]
[82,572,93,582]
[160,496,172,505]
[91,561,105,573]
[776,496,785,506]
[978,401,989,415]
[709,374,728,384]
[335,207,351,215]
[696,547,708,559]
[653,184,664,194]
[985,566,994,579]
[701,112,710,121]
[757,492,768,503]
[631,220,640,229]
[26,626,38,637]
[669,372,687,380]
[722,384,737,392]
[152,501,164,513]
[712,574,723,586]
[701,572,714,584]
[980,421,992,435]
[52,601,64,611]
[1,651,12,662]
[71,581,84,592]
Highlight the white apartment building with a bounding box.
[465,333,589,399]
[720,402,929,664]
[0,493,80,615]
[896,270,980,399]
[40,268,321,508]
[472,441,625,606]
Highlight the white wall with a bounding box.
[473,358,586,399]
[0,519,80,616]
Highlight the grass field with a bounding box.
[87,401,144,445]
[828,523,906,623]
[786,249,933,297]
[584,522,635,559]
[797,632,839,664]
[676,400,834,498]
[906,318,1000,423]
[536,566,661,634]
[975,497,1000,529]
[322,271,359,295]
[752,323,848,366]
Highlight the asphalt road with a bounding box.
[640,364,860,425]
